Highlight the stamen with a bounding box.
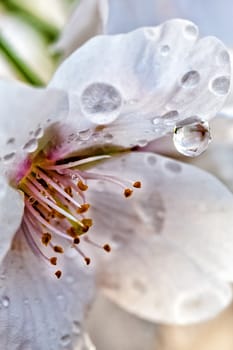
[55,270,62,279]
[53,245,64,254]
[124,188,133,198]
[50,257,57,265]
[84,236,111,253]
[42,233,52,246]
[77,180,88,191]
[43,155,111,170]
[19,151,142,279]
[77,203,90,214]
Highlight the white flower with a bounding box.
[1,19,233,349]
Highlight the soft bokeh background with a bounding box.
[2,0,233,349]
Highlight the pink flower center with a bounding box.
[17,153,141,278]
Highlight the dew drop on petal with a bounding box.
[60,334,71,346]
[160,45,170,56]
[180,70,200,88]
[72,320,81,335]
[210,76,230,96]
[80,82,122,125]
[23,138,38,153]
[2,296,10,308]
[184,24,198,39]
[163,110,180,125]
[173,118,211,157]
[79,129,92,141]
[3,152,15,162]
[34,127,44,139]
[217,50,230,65]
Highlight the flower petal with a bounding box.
[55,0,233,56]
[99,237,232,324]
[55,0,108,57]
[84,152,233,323]
[0,176,24,264]
[0,233,94,350]
[50,20,231,153]
[0,80,68,172]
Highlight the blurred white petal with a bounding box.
[83,152,233,322]
[0,233,94,350]
[0,175,24,265]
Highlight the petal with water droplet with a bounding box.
[50,19,230,152]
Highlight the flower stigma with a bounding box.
[16,151,141,278]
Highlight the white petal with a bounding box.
[55,0,108,57]
[83,152,233,322]
[0,80,68,172]
[0,233,94,350]
[99,237,232,324]
[56,0,233,55]
[50,20,230,152]
[0,176,24,264]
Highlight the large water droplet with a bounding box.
[23,139,38,153]
[80,82,122,124]
[2,296,10,308]
[60,334,71,346]
[173,118,211,157]
[181,70,200,88]
[210,76,230,96]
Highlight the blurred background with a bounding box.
[1,0,233,349]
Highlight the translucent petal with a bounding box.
[84,152,233,322]
[0,233,94,350]
[0,80,68,173]
[55,0,233,55]
[50,20,230,153]
[0,176,24,264]
[55,0,108,57]
[98,237,232,324]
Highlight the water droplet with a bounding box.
[146,154,157,166]
[217,50,230,65]
[210,76,230,96]
[160,45,170,56]
[137,139,148,147]
[163,110,180,125]
[72,320,81,335]
[80,82,122,124]
[173,118,211,157]
[2,296,10,308]
[184,24,198,39]
[181,70,200,88]
[165,161,182,173]
[103,133,113,142]
[152,117,160,125]
[6,137,15,145]
[34,127,44,139]
[3,152,15,162]
[23,139,38,153]
[79,129,92,141]
[60,334,71,346]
